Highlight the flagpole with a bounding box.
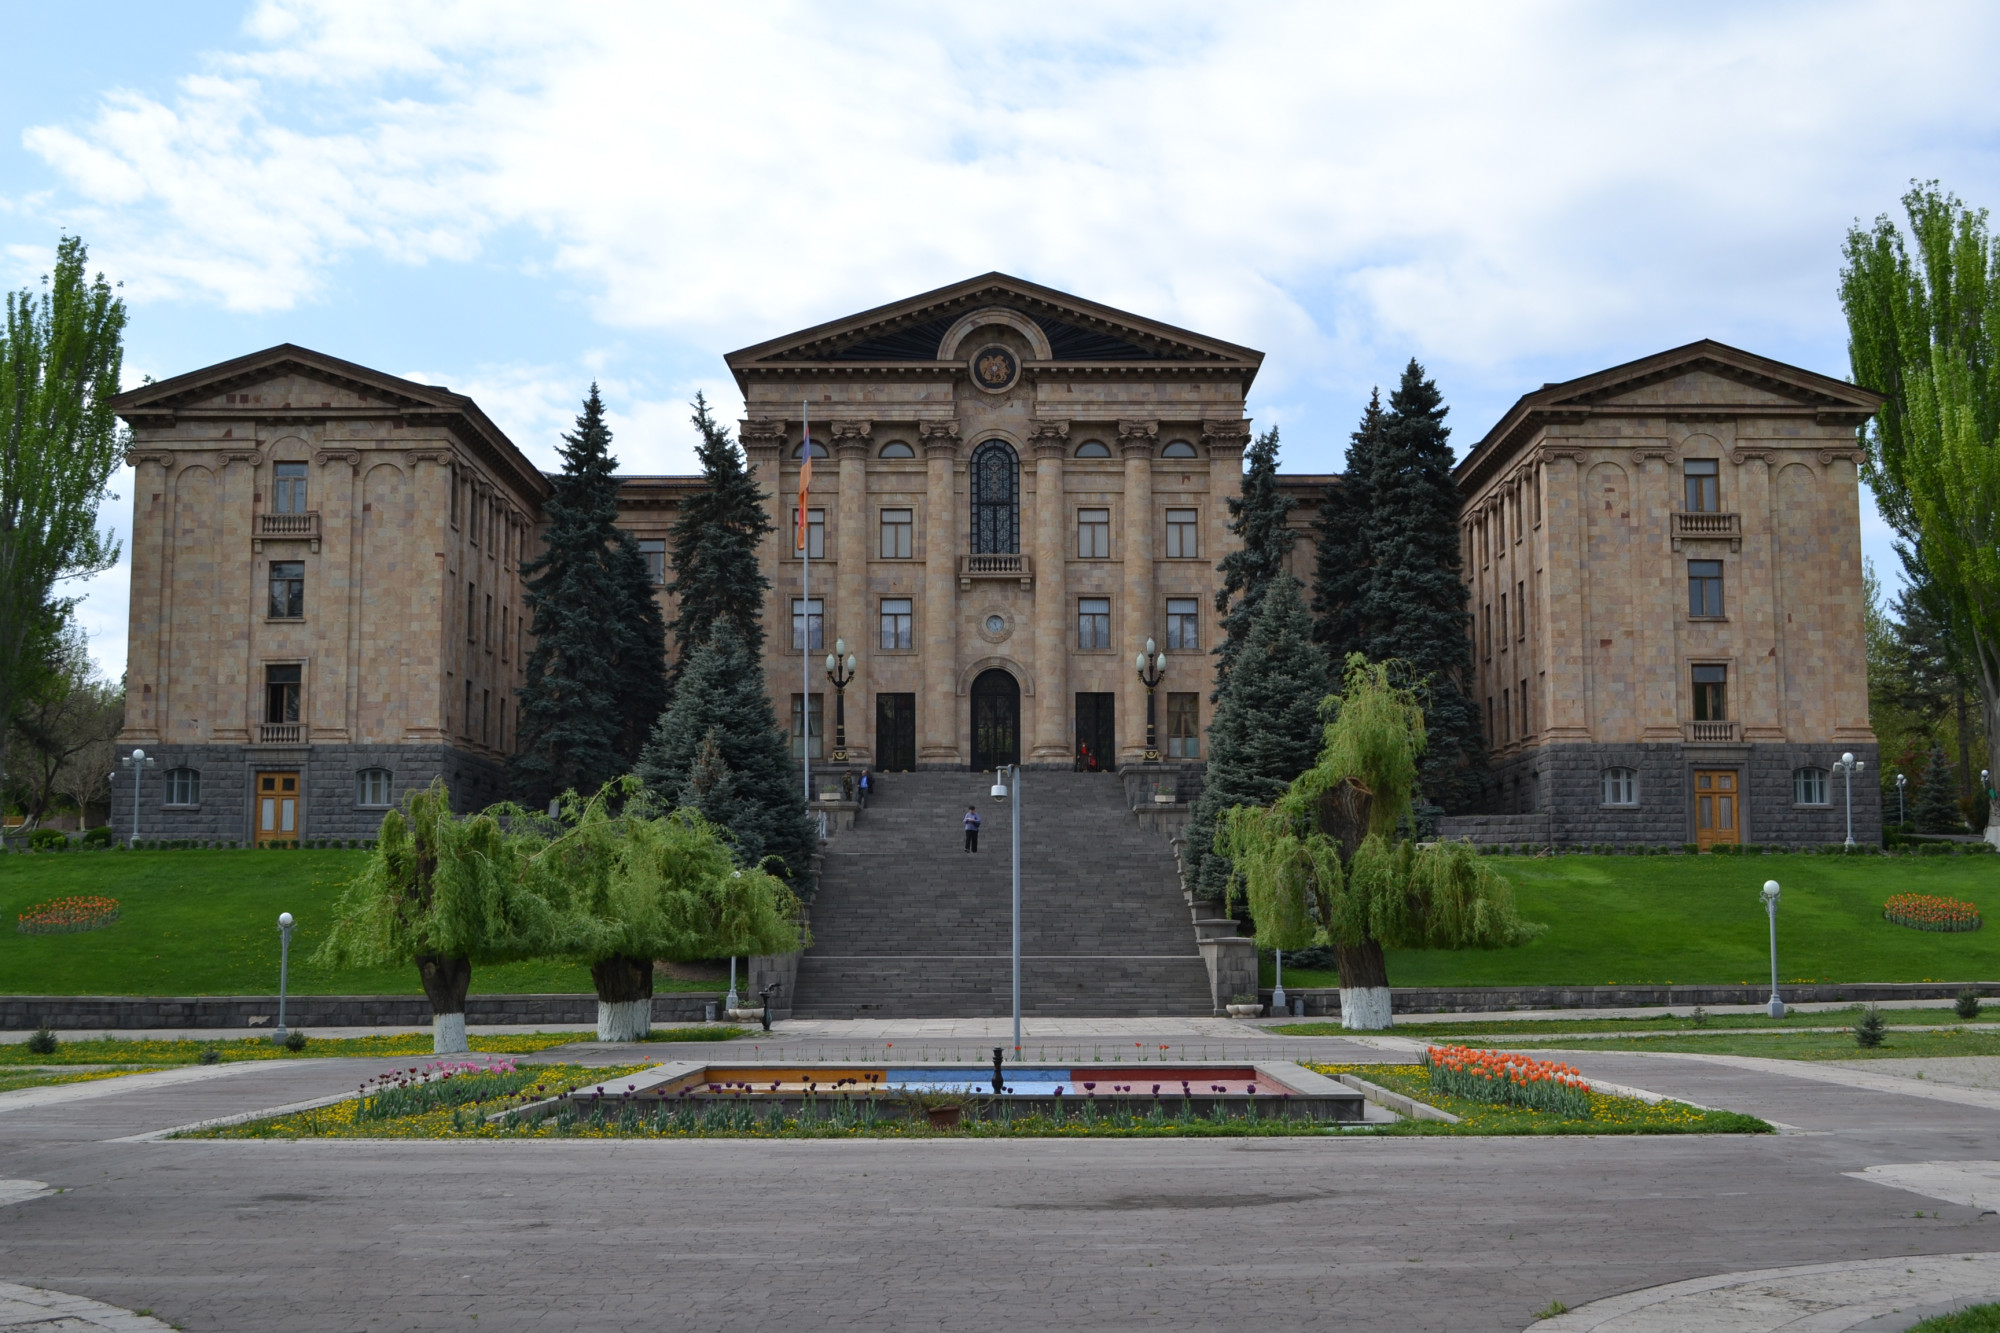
[801,401,811,810]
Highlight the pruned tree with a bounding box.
[313,779,560,1053]
[1842,182,2000,845]
[0,236,127,802]
[1218,655,1541,1029]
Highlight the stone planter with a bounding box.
[925,1105,963,1130]
[1225,1003,1264,1019]
[726,1007,765,1023]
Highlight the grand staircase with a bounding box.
[793,770,1213,1018]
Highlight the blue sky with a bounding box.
[7,0,1998,679]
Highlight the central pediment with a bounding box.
[725,273,1263,386]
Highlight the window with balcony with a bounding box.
[1688,560,1724,618]
[1684,458,1719,512]
[264,664,301,725]
[268,562,304,618]
[1692,664,1728,721]
[1794,767,1830,805]
[1167,692,1200,759]
[639,539,666,584]
[1165,508,1199,558]
[356,768,392,807]
[1078,508,1110,559]
[792,597,823,651]
[166,767,200,805]
[1078,597,1111,650]
[1601,767,1638,806]
[880,597,912,650]
[880,508,913,559]
[1166,598,1199,651]
[272,462,307,514]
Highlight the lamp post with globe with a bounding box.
[120,749,156,846]
[1761,881,1784,1019]
[824,640,857,763]
[1835,751,1865,847]
[1135,640,1167,763]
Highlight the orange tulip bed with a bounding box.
[15,895,120,935]
[1883,893,1981,933]
[1422,1044,1593,1119]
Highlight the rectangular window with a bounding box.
[1516,580,1527,639]
[469,489,480,546]
[464,680,474,738]
[1688,560,1724,617]
[1483,603,1492,660]
[1602,767,1637,806]
[800,508,825,560]
[639,539,666,585]
[1486,696,1495,745]
[790,693,824,761]
[1498,593,1508,652]
[792,597,824,651]
[272,462,307,514]
[1078,597,1111,650]
[1078,508,1110,560]
[268,561,304,618]
[1500,687,1511,741]
[482,689,490,745]
[484,593,493,649]
[467,583,478,641]
[356,768,391,807]
[1167,692,1200,759]
[1684,459,1720,513]
[1166,598,1199,651]
[880,509,913,560]
[880,597,913,651]
[167,767,200,805]
[1519,679,1529,738]
[498,698,506,752]
[1165,508,1199,559]
[1692,664,1728,721]
[264,664,301,724]
[1794,767,1829,805]
[450,469,460,527]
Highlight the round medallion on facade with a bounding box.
[978,612,1012,644]
[969,344,1020,394]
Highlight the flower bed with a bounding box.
[1421,1044,1593,1118]
[1884,893,1982,933]
[15,895,120,935]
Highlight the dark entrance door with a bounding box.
[875,693,916,771]
[969,669,1020,770]
[1075,692,1115,772]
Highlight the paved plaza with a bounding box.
[3,1020,1999,1332]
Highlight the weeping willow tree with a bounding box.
[530,779,803,1040]
[1218,655,1541,1028]
[314,780,560,1053]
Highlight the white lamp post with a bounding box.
[1895,771,1907,828]
[1272,950,1286,1017]
[1761,880,1784,1019]
[1835,751,1865,847]
[274,912,295,1042]
[1135,640,1167,763]
[120,749,156,846]
[991,764,1022,1056]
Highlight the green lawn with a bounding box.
[0,849,709,996]
[1276,1006,1989,1039]
[1264,853,2000,988]
[1449,1025,2000,1062]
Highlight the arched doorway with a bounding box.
[969,440,1019,554]
[970,668,1020,770]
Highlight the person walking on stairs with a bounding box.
[963,804,981,852]
[858,770,871,810]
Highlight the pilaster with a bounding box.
[831,420,873,764]
[1118,420,1157,764]
[1028,419,1071,763]
[919,422,962,765]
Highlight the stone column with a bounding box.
[1202,419,1251,715]
[1733,449,1781,741]
[1118,419,1158,766]
[1028,419,1071,765]
[121,450,172,744]
[317,448,361,744]
[1634,448,1683,741]
[738,415,790,677]
[919,422,962,766]
[1536,450,1590,741]
[831,420,872,765]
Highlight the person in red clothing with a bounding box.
[963,804,981,852]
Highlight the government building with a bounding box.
[107,273,1883,850]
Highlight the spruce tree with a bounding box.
[636,623,816,887]
[666,394,774,676]
[511,385,669,804]
[1212,426,1296,695]
[1183,575,1331,903]
[1914,743,1963,833]
[1357,360,1485,811]
[1311,390,1383,669]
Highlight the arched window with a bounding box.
[1793,767,1829,805]
[356,768,393,807]
[165,768,200,805]
[879,441,915,459]
[793,439,828,459]
[1601,767,1638,806]
[1161,440,1198,459]
[1074,439,1111,459]
[969,440,1019,554]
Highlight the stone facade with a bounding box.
[1453,341,1885,846]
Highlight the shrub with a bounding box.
[26,828,68,852]
[197,1043,221,1065]
[25,1025,58,1055]
[282,1029,308,1052]
[1683,843,1699,855]
[1957,989,1983,1021]
[1855,1005,1886,1048]
[80,826,112,849]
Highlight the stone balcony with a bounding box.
[254,511,321,552]
[1685,720,1740,743]
[257,723,305,745]
[958,552,1033,590]
[1671,511,1741,551]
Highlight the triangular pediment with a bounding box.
[725,273,1263,376]
[1586,366,1813,409]
[111,344,457,417]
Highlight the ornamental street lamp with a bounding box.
[824,639,857,763]
[1895,771,1908,828]
[1835,751,1865,847]
[1761,880,1784,1019]
[1272,949,1287,1017]
[274,911,295,1042]
[991,764,1023,1056]
[120,749,156,846]
[1135,640,1167,763]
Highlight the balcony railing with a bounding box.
[958,553,1033,589]
[258,511,320,538]
[1671,511,1741,550]
[1685,720,1739,743]
[258,723,305,745]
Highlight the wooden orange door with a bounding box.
[1694,770,1739,850]
[256,772,300,846]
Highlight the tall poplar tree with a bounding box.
[1182,575,1330,903]
[1842,182,2000,842]
[666,394,773,677]
[1311,389,1383,669]
[511,385,668,804]
[1356,361,1485,811]
[1212,425,1296,694]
